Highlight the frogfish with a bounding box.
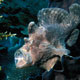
[14,3,80,71]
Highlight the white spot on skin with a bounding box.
[55,11,58,14]
[51,11,54,14]
[43,12,46,15]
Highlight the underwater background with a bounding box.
[0,0,80,80]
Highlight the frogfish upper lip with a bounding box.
[14,49,32,68]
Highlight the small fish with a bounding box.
[0,0,4,4]
[0,66,2,71]
[0,31,16,40]
[0,15,3,18]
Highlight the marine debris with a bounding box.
[14,3,80,71]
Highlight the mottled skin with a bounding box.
[14,3,80,71]
[15,23,69,71]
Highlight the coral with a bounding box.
[14,3,80,72]
[0,69,6,80]
[0,36,26,80]
[5,64,42,80]
[0,36,24,66]
[0,0,47,36]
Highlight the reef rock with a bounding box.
[48,0,80,10]
[14,3,80,71]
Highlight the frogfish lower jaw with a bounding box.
[14,49,33,68]
[16,58,27,68]
[15,57,33,68]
